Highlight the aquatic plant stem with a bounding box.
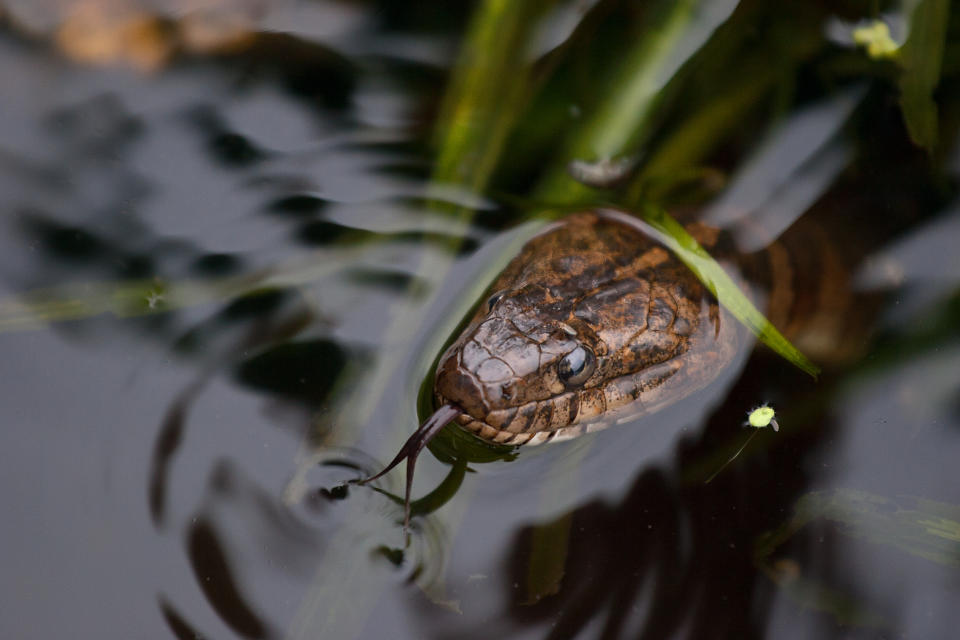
[535,0,740,203]
[704,428,759,484]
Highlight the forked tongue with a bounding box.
[356,403,462,529]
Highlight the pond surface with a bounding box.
[1,1,959,639]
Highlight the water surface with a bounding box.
[1,2,959,639]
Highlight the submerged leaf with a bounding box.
[758,488,960,568]
[523,514,572,605]
[754,488,960,628]
[760,564,889,628]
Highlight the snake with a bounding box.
[360,208,851,526]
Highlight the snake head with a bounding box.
[433,212,735,445]
[434,285,604,425]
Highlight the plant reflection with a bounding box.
[187,516,272,639]
[494,415,835,638]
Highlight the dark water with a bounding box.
[1,2,959,639]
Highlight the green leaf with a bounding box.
[898,0,950,151]
[616,206,821,377]
[535,0,741,202]
[433,0,561,196]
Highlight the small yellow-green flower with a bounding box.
[852,20,899,60]
[746,405,779,432]
[705,403,781,483]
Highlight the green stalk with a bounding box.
[535,0,740,203]
[286,3,560,638]
[898,0,950,151]
[432,0,557,195]
[632,205,820,377]
[625,59,780,202]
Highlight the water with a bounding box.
[1,2,959,639]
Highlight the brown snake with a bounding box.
[359,209,849,526]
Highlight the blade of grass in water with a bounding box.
[898,0,949,151]
[0,250,364,331]
[604,207,820,377]
[534,0,740,203]
[323,0,567,445]
[641,205,820,377]
[286,3,565,638]
[750,491,960,627]
[758,489,960,568]
[628,59,780,201]
[432,0,560,195]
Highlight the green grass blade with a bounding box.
[619,205,821,377]
[286,4,565,637]
[535,0,741,203]
[898,0,950,151]
[433,0,560,196]
[0,255,353,332]
[758,488,960,568]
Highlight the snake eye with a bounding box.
[485,290,506,312]
[558,345,595,387]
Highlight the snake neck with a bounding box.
[722,217,872,365]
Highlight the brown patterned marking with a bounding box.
[603,374,641,411]
[632,246,670,269]
[475,422,499,441]
[528,402,554,433]
[508,401,538,434]
[486,406,518,429]
[575,388,607,423]
[552,391,577,426]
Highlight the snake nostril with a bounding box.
[501,383,513,401]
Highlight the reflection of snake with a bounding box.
[362,209,851,526]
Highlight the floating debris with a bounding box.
[566,155,637,189]
[145,290,165,310]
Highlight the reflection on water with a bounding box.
[1,1,959,639]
